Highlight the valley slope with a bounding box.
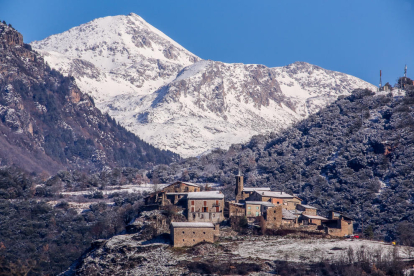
[0,22,177,174]
[31,13,377,157]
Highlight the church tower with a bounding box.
[235,169,244,202]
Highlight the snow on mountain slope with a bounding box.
[31,13,199,102]
[31,14,377,157]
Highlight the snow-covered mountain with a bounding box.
[31,13,377,157]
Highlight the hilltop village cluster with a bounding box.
[144,173,354,247]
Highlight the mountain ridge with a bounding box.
[0,22,178,174]
[31,13,377,157]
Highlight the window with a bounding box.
[247,206,251,209]
[274,217,276,220]
[193,232,195,234]
[248,211,251,215]
[256,212,259,216]
[191,207,194,212]
[182,231,185,234]
[203,232,206,234]
[256,206,259,209]
[277,202,280,204]
[191,201,194,205]
[204,201,207,206]
[216,200,219,205]
[216,206,219,212]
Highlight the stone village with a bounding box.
[144,173,354,247]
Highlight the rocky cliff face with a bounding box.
[31,14,377,157]
[0,22,177,174]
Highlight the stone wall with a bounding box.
[266,205,283,229]
[228,202,245,217]
[171,226,218,247]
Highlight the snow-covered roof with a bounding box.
[298,204,317,210]
[255,191,294,198]
[245,201,275,207]
[289,210,303,215]
[242,187,271,192]
[165,192,188,195]
[282,209,297,220]
[187,191,224,199]
[172,181,200,187]
[171,222,214,228]
[301,214,329,221]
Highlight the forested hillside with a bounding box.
[0,22,178,174]
[150,87,414,240]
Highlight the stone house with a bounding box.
[299,214,329,226]
[323,211,354,237]
[245,201,274,218]
[296,204,317,215]
[170,222,219,247]
[234,172,270,202]
[144,181,201,207]
[265,205,283,228]
[187,191,224,223]
[247,191,301,209]
[227,202,245,217]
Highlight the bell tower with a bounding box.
[235,169,244,202]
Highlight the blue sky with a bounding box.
[1,0,413,86]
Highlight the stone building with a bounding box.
[234,172,270,203]
[296,204,317,215]
[247,191,301,209]
[323,211,354,237]
[170,222,219,247]
[187,191,225,223]
[299,214,329,226]
[144,181,201,207]
[227,202,245,217]
[245,201,274,218]
[265,205,283,228]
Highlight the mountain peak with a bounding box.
[32,15,377,157]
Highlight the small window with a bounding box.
[193,232,195,234]
[256,206,259,209]
[274,217,276,220]
[248,206,251,209]
[277,202,280,204]
[203,232,206,234]
[191,201,194,205]
[248,211,251,215]
[183,239,184,241]
[193,239,195,241]
[182,231,185,234]
[274,210,276,213]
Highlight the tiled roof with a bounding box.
[171,222,214,228]
[245,201,275,207]
[255,191,294,198]
[242,187,271,192]
[187,191,224,199]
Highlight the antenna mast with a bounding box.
[405,64,407,78]
[379,70,382,89]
